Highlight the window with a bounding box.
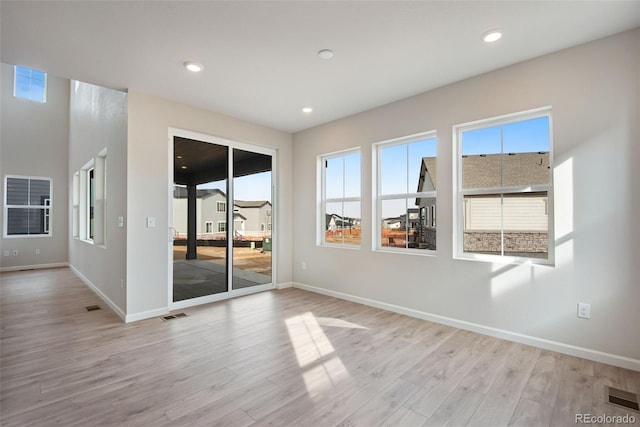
[374,132,437,252]
[4,176,51,237]
[217,221,227,233]
[216,201,226,212]
[87,168,95,240]
[319,149,361,246]
[205,221,213,233]
[78,150,106,244]
[14,66,47,103]
[454,108,553,263]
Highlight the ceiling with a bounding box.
[1,1,639,133]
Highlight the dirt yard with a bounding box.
[173,246,272,275]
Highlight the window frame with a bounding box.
[373,131,438,255]
[3,175,52,238]
[205,221,213,234]
[216,201,226,213]
[317,147,362,248]
[87,167,95,241]
[217,221,227,233]
[453,107,554,265]
[13,65,47,103]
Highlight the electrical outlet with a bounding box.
[35,248,41,255]
[302,261,307,270]
[577,302,591,319]
[121,278,125,288]
[12,250,18,256]
[3,250,9,257]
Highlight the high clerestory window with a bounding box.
[14,66,47,103]
[454,107,553,264]
[374,132,437,253]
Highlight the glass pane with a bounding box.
[7,208,29,235]
[325,201,344,244]
[462,194,502,255]
[409,138,437,193]
[29,179,50,205]
[233,149,272,290]
[462,192,549,259]
[411,197,436,250]
[173,139,228,302]
[503,192,548,259]
[381,199,406,248]
[28,208,46,235]
[461,125,501,189]
[342,201,361,245]
[503,116,550,186]
[325,156,344,199]
[343,152,361,199]
[6,178,28,205]
[380,144,407,195]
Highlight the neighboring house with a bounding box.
[234,200,272,236]
[326,213,360,231]
[173,187,271,239]
[416,152,549,254]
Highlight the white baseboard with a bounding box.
[125,308,170,323]
[0,262,69,272]
[293,282,640,372]
[69,265,126,322]
[276,282,294,289]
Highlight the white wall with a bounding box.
[0,62,69,270]
[69,81,128,316]
[127,92,293,319]
[292,29,640,368]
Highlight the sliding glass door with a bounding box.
[170,131,274,307]
[232,149,272,290]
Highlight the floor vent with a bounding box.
[606,386,640,412]
[162,313,188,321]
[85,305,101,312]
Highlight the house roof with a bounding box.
[234,200,271,209]
[417,152,549,192]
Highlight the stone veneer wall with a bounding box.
[464,231,548,254]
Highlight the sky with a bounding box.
[14,66,46,102]
[461,116,550,155]
[198,171,272,202]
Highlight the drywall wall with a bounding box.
[0,62,69,270]
[127,92,293,319]
[292,29,640,367]
[68,81,128,315]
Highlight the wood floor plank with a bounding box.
[337,379,420,427]
[1,268,637,427]
[465,344,541,427]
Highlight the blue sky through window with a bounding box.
[462,116,549,155]
[14,66,46,102]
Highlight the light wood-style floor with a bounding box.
[1,268,639,426]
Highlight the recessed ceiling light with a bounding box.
[317,49,334,60]
[184,61,204,72]
[181,166,188,170]
[483,30,502,43]
[302,107,313,113]
[176,155,182,159]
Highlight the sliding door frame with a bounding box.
[167,127,277,310]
